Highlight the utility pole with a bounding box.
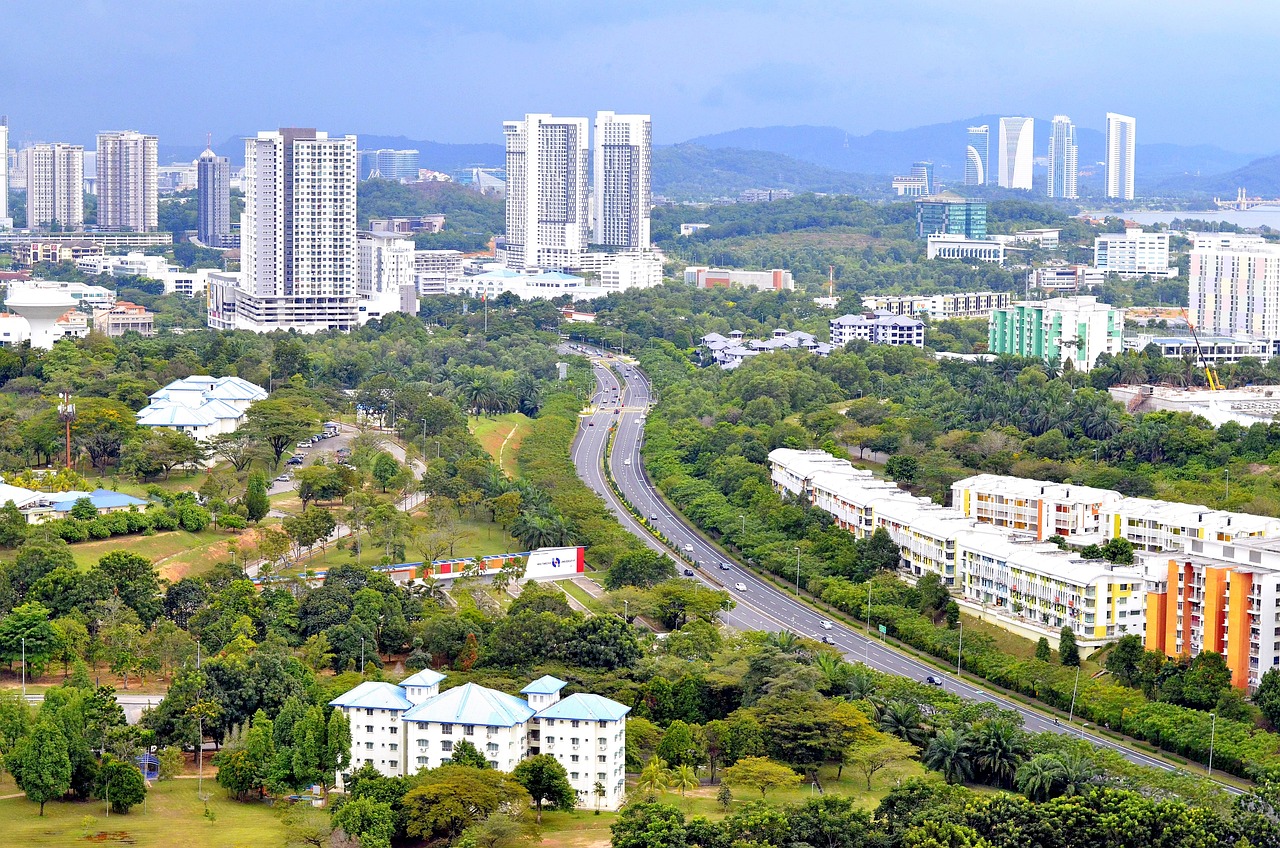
[1067,664,1080,727]
[956,620,963,675]
[57,391,75,470]
[197,640,203,799]
[1208,712,1218,777]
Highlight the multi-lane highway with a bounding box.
[563,344,1235,786]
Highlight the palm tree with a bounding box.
[972,720,1027,788]
[766,630,803,654]
[637,756,672,800]
[879,701,928,746]
[846,665,878,701]
[815,652,853,694]
[922,728,973,785]
[1056,752,1096,796]
[672,764,699,804]
[1015,753,1066,801]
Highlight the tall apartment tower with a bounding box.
[0,118,8,226]
[1047,116,1078,199]
[197,145,231,247]
[593,111,651,249]
[997,117,1034,190]
[1106,113,1136,200]
[965,125,988,186]
[26,143,84,230]
[96,130,158,231]
[503,114,589,270]
[236,128,359,331]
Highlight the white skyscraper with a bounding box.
[0,118,8,227]
[96,130,158,231]
[1047,116,1078,199]
[503,114,589,270]
[208,128,358,333]
[593,112,651,249]
[997,117,1034,190]
[26,143,84,230]
[965,125,988,186]
[1106,113,1136,200]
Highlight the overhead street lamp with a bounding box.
[794,547,801,595]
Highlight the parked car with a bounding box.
[296,442,310,449]
[275,474,290,482]
[287,456,304,465]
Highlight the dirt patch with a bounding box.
[1249,463,1272,474]
[155,528,263,582]
[86,833,136,843]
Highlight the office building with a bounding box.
[997,117,1034,190]
[96,131,158,231]
[914,193,987,239]
[684,266,794,291]
[965,125,989,186]
[861,291,1011,320]
[330,671,629,809]
[1030,265,1105,293]
[357,231,418,324]
[593,112,651,249]
[92,301,155,337]
[988,296,1124,371]
[0,118,8,227]
[892,161,934,197]
[197,146,231,247]
[363,149,420,182]
[26,143,84,231]
[503,114,589,271]
[414,249,465,295]
[1046,116,1078,199]
[1106,113,1136,200]
[830,311,925,348]
[207,128,358,333]
[370,215,446,235]
[12,240,104,267]
[926,234,1004,263]
[1094,228,1174,279]
[1189,239,1280,338]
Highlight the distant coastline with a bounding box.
[1086,208,1280,228]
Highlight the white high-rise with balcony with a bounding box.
[96,131,158,231]
[997,117,1034,190]
[1106,113,1136,200]
[26,143,84,230]
[0,118,8,227]
[207,128,358,332]
[1047,116,1078,199]
[592,112,651,249]
[503,114,589,271]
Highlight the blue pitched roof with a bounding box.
[403,682,535,727]
[521,675,568,695]
[328,681,413,711]
[401,669,446,688]
[535,692,630,722]
[50,488,147,511]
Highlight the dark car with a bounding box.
[925,675,944,686]
[286,455,304,465]
[718,562,731,570]
[820,635,835,645]
[682,568,695,577]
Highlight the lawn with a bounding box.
[0,775,289,848]
[61,528,230,572]
[470,413,532,477]
[282,514,521,574]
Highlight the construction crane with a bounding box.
[1181,308,1222,391]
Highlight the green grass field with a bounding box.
[0,775,288,848]
[470,413,531,477]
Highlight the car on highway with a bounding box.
[925,676,945,686]
[682,543,694,552]
[718,562,731,570]
[589,421,595,426]
[820,635,835,645]
[624,458,631,465]
[734,582,747,592]
[820,620,833,630]
[683,568,695,577]
[649,514,658,521]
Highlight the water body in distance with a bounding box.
[1087,207,1280,229]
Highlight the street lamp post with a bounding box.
[739,514,746,537]
[866,583,872,663]
[956,620,963,675]
[623,600,629,623]
[1208,712,1218,777]
[420,419,428,458]
[21,636,25,697]
[1067,664,1080,727]
[794,547,801,595]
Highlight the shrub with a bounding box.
[85,519,111,539]
[173,504,211,532]
[219,514,247,530]
[150,510,179,531]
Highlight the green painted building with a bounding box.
[914,192,987,240]
[988,296,1123,371]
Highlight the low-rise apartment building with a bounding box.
[1094,228,1175,279]
[92,301,155,337]
[951,474,1116,541]
[860,291,1012,320]
[830,311,925,348]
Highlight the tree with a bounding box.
[7,715,72,815]
[1058,626,1080,667]
[846,734,918,790]
[371,452,401,492]
[609,802,687,848]
[672,764,699,799]
[331,797,397,848]
[0,500,29,548]
[637,756,673,798]
[403,765,532,842]
[656,720,702,769]
[1035,637,1052,663]
[450,738,488,769]
[157,746,184,780]
[512,754,576,823]
[244,398,320,467]
[95,755,147,814]
[716,784,732,811]
[606,549,676,590]
[921,728,972,785]
[95,550,163,625]
[0,602,60,676]
[244,473,270,523]
[720,756,800,800]
[1257,668,1280,729]
[208,431,259,473]
[1014,754,1066,802]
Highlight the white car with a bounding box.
[734,582,747,592]
[683,543,694,553]
[624,459,632,465]
[820,620,833,630]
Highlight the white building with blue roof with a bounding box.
[136,375,268,441]
[331,671,630,808]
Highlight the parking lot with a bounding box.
[267,422,356,496]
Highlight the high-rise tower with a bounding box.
[965,125,988,186]
[503,114,589,270]
[592,112,651,249]
[96,130,158,231]
[997,117,1034,190]
[197,143,231,247]
[1106,113,1136,200]
[26,143,84,230]
[1047,116,1078,199]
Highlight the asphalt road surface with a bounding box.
[561,343,1238,790]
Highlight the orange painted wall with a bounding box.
[1177,562,1193,655]
[1227,570,1253,689]
[1145,590,1167,653]
[1203,567,1228,654]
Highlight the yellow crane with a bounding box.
[1181,309,1222,391]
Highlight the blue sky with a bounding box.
[4,0,1277,153]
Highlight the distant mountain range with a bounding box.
[159,134,505,172]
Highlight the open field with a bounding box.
[471,413,532,477]
[64,528,230,572]
[0,774,289,848]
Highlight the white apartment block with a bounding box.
[414,249,465,295]
[593,112,651,249]
[504,115,589,271]
[357,232,417,324]
[830,311,925,348]
[208,128,359,333]
[1188,239,1280,338]
[331,672,629,810]
[1100,497,1280,553]
[768,449,1142,647]
[1094,228,1173,278]
[0,119,8,227]
[1030,265,1105,293]
[96,131,158,231]
[861,292,1012,320]
[926,234,1005,263]
[26,143,84,231]
[77,252,213,298]
[1106,113,1136,200]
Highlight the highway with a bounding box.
[562,344,1233,786]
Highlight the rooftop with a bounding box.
[521,675,568,695]
[329,681,414,712]
[536,692,631,723]
[403,682,535,726]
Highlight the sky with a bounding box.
[4,0,1279,154]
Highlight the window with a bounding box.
[598,755,607,763]
[571,720,580,728]
[441,740,454,752]
[571,755,579,763]
[598,772,607,780]
[365,725,374,733]
[389,726,397,735]
[418,739,429,748]
[571,772,579,780]
[366,708,374,716]
[546,736,555,744]
[571,738,579,746]
[441,724,453,735]
[464,725,475,736]
[389,743,398,752]
[365,742,373,750]
[417,756,428,766]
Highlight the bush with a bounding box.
[52,518,90,542]
[173,504,211,532]
[103,512,131,535]
[150,510,179,531]
[125,511,152,533]
[219,514,247,530]
[85,519,112,539]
